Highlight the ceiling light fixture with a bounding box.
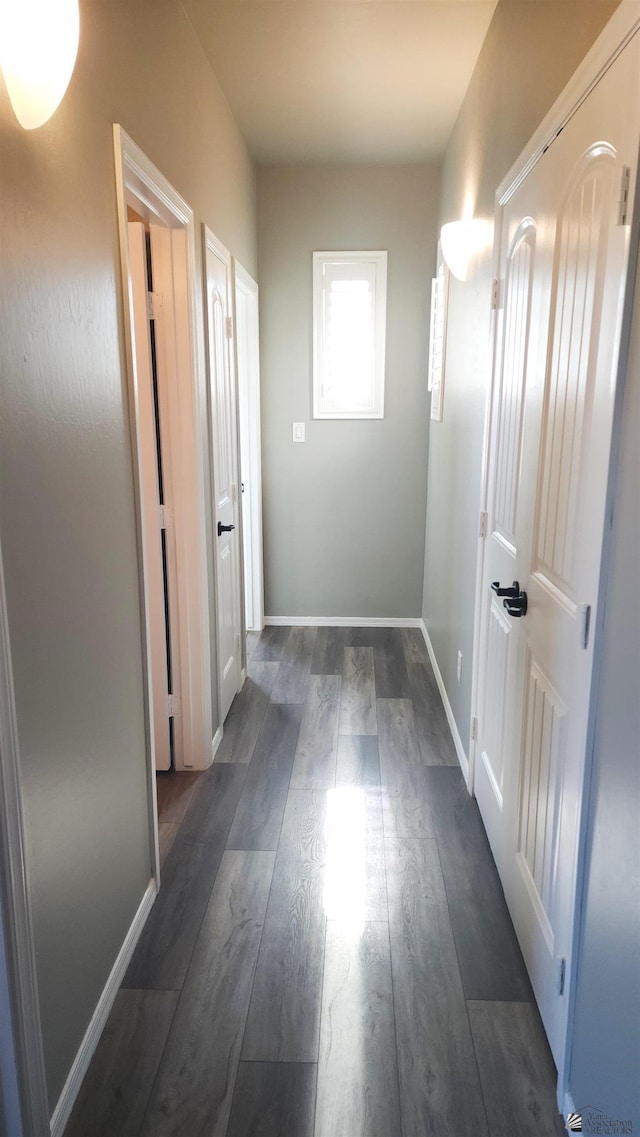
[440,218,493,282]
[0,0,79,129]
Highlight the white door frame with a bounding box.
[233,260,264,634]
[113,128,213,808]
[468,1,640,1109]
[0,539,50,1137]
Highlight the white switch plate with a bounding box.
[292,422,305,443]
[457,650,463,682]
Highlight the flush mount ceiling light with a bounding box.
[0,0,79,129]
[440,218,493,282]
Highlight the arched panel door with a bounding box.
[475,32,640,1066]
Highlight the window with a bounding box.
[313,250,387,419]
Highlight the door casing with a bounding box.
[233,260,264,635]
[114,126,214,878]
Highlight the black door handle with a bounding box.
[217,522,235,537]
[491,580,520,599]
[503,590,528,617]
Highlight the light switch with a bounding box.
[292,422,306,443]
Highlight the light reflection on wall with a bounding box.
[323,787,366,938]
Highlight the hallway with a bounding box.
[65,626,564,1137]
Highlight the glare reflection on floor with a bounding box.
[323,786,366,938]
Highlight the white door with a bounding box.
[128,222,172,771]
[475,35,640,1065]
[205,229,243,722]
[233,260,264,633]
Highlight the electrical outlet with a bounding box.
[457,650,463,682]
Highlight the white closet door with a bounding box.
[475,32,640,1064]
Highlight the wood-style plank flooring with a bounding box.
[65,626,565,1137]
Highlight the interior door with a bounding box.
[128,222,172,771]
[475,34,640,1065]
[234,261,264,633]
[205,230,243,722]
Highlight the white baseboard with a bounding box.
[211,725,223,761]
[419,619,469,784]
[50,880,157,1137]
[264,616,422,628]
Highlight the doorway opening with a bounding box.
[113,127,213,883]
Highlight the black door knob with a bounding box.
[217,522,235,537]
[491,580,520,599]
[503,590,528,617]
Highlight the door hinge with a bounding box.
[479,511,488,539]
[559,957,567,996]
[579,603,592,650]
[471,715,478,742]
[167,693,180,718]
[158,504,173,530]
[235,632,241,654]
[617,166,631,226]
[491,278,502,311]
[225,315,233,340]
[147,291,162,320]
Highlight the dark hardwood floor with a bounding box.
[65,626,565,1137]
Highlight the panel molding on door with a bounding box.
[493,219,536,548]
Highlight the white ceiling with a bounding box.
[180,1,498,165]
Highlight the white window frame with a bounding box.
[313,250,387,419]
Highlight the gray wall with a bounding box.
[422,0,618,742]
[258,164,440,619]
[0,0,255,1111]
[568,241,640,1129]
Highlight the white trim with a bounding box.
[232,260,264,634]
[49,881,157,1137]
[211,726,223,761]
[113,125,212,777]
[0,544,50,1137]
[264,615,422,628]
[419,620,469,785]
[428,245,450,423]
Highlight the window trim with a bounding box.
[312,249,387,420]
[428,242,449,423]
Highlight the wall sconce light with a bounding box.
[440,218,493,282]
[0,0,79,129]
